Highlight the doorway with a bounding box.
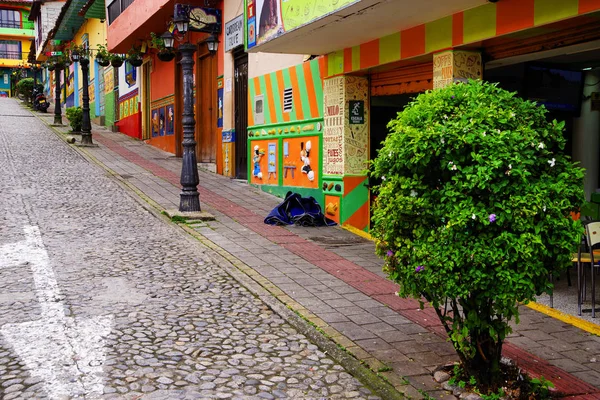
[196,46,217,165]
[233,47,248,180]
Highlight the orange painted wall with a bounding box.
[282,136,320,189]
[250,139,278,186]
[150,56,175,101]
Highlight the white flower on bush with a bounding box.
[441,137,445,144]
[538,142,545,149]
[548,158,556,167]
[410,190,418,197]
[448,162,457,171]
[472,214,476,220]
[482,131,486,137]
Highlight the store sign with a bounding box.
[433,50,482,89]
[225,15,244,52]
[323,77,345,175]
[45,51,63,56]
[349,100,364,124]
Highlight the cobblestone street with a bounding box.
[0,99,381,399]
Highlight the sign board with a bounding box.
[174,4,221,33]
[225,15,244,51]
[433,50,482,89]
[349,100,364,124]
[45,51,63,56]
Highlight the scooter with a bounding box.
[32,85,49,113]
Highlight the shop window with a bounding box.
[283,87,293,112]
[0,9,20,29]
[254,94,264,124]
[125,61,137,87]
[0,40,21,60]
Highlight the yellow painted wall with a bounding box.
[73,19,107,87]
[0,38,31,67]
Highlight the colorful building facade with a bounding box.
[244,0,600,232]
[0,0,34,97]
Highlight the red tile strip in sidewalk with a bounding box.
[93,133,600,397]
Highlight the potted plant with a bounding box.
[46,61,55,72]
[151,32,176,62]
[126,46,143,67]
[95,44,110,67]
[110,53,125,68]
[65,106,83,133]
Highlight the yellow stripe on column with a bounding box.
[534,0,579,26]
[426,16,452,54]
[463,3,496,44]
[352,45,361,72]
[379,32,401,65]
[328,50,345,77]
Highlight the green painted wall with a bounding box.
[105,92,115,128]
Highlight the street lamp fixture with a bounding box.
[204,34,219,53]
[160,31,175,49]
[173,13,189,35]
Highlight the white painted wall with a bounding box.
[222,0,306,131]
[35,1,64,58]
[573,69,600,201]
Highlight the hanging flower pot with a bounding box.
[157,50,176,62]
[127,56,143,67]
[110,55,124,68]
[96,56,110,67]
[47,64,55,72]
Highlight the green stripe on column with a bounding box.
[281,68,296,121]
[426,15,452,53]
[248,77,256,126]
[534,0,578,25]
[379,32,401,65]
[270,72,284,122]
[342,177,369,222]
[328,50,344,76]
[310,59,323,116]
[463,3,496,44]
[352,45,361,72]
[258,75,270,124]
[295,64,312,120]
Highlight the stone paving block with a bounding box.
[572,370,600,387]
[405,374,441,392]
[315,312,351,323]
[347,312,383,325]
[390,361,430,377]
[330,322,378,341]
[550,357,592,373]
[360,322,397,334]
[537,338,583,353]
[336,306,370,316]
[375,330,415,344]
[369,349,411,363]
[506,335,545,351]
[354,338,395,352]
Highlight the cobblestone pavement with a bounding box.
[0,99,383,399]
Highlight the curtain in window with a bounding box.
[0,9,21,29]
[0,40,21,60]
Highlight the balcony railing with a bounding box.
[0,21,20,29]
[107,0,135,25]
[0,51,23,60]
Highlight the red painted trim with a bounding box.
[452,12,464,46]
[496,0,534,36]
[344,47,353,73]
[359,39,379,69]
[116,112,142,140]
[579,0,600,14]
[401,24,425,59]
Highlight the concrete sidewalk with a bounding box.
[36,106,600,398]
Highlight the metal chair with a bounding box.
[576,221,600,317]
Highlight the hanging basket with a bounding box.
[96,57,110,67]
[111,58,124,68]
[157,51,176,62]
[47,65,55,72]
[127,57,143,67]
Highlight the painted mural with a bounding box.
[116,65,141,139]
[248,58,324,199]
[246,0,359,49]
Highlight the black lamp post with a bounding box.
[53,59,62,125]
[71,48,93,146]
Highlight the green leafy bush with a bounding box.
[370,80,584,388]
[15,78,34,102]
[65,106,83,132]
